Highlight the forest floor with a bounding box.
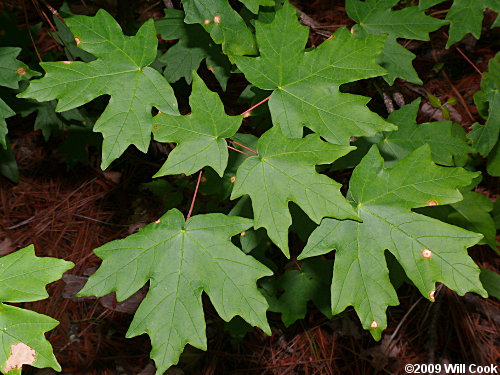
[0,0,499,374]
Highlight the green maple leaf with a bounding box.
[19,100,87,141]
[480,268,500,298]
[155,9,231,90]
[494,199,500,230]
[51,3,95,62]
[445,0,500,48]
[299,146,487,339]
[0,245,73,374]
[0,140,18,183]
[418,0,500,47]
[379,99,473,166]
[181,0,257,55]
[0,47,39,149]
[231,126,359,257]
[240,0,275,14]
[419,0,447,9]
[0,99,14,150]
[468,52,499,156]
[233,1,395,145]
[261,257,332,327]
[0,47,38,89]
[347,0,447,84]
[487,141,500,176]
[152,72,241,177]
[78,209,271,374]
[418,190,498,252]
[18,10,179,169]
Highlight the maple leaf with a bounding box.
[487,142,500,176]
[19,100,88,141]
[418,190,499,252]
[347,0,447,84]
[0,140,18,183]
[0,47,39,89]
[0,47,39,148]
[418,0,447,8]
[379,99,473,166]
[18,10,179,169]
[233,1,395,145]
[181,0,257,55]
[468,52,499,156]
[330,99,474,170]
[445,0,500,48]
[155,9,231,90]
[240,0,275,14]
[152,72,242,177]
[0,245,74,374]
[480,268,500,298]
[78,209,271,374]
[261,258,333,327]
[231,126,359,257]
[299,146,487,339]
[51,3,95,63]
[0,99,14,150]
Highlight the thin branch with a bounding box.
[38,0,66,23]
[455,47,484,78]
[240,95,271,117]
[23,0,43,62]
[230,140,258,155]
[34,0,75,60]
[227,145,253,157]
[441,31,484,78]
[186,170,203,220]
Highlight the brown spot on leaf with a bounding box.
[3,342,36,373]
[370,321,378,329]
[74,37,81,45]
[214,16,221,24]
[429,289,436,301]
[16,67,26,76]
[421,248,432,259]
[427,200,438,206]
[230,176,236,183]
